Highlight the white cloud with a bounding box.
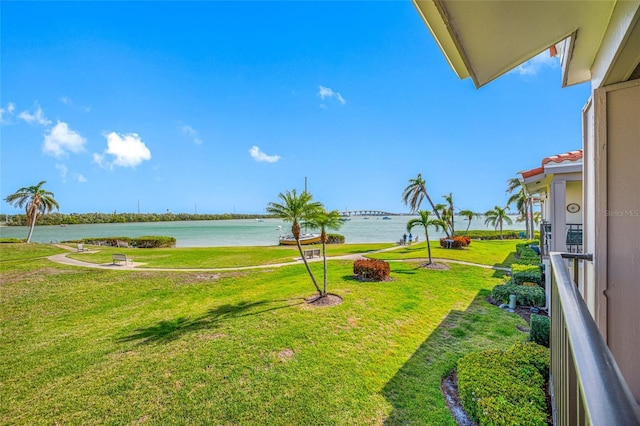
[318,85,346,105]
[249,146,280,163]
[94,132,152,169]
[514,51,560,76]
[179,123,202,145]
[60,96,71,105]
[18,103,51,126]
[77,174,87,183]
[43,121,86,157]
[0,102,16,124]
[55,163,68,180]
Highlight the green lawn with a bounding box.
[367,239,517,267]
[1,244,527,425]
[65,242,395,268]
[0,242,67,261]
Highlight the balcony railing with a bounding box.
[549,253,640,425]
[540,223,583,256]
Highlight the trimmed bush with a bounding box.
[326,233,345,244]
[492,283,545,307]
[463,230,539,240]
[63,236,176,248]
[511,263,543,286]
[530,314,550,348]
[133,236,176,248]
[0,238,25,243]
[353,259,390,281]
[439,235,471,248]
[457,342,550,426]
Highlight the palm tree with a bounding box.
[402,174,441,221]
[433,202,452,238]
[442,193,455,236]
[4,180,60,243]
[406,210,444,265]
[484,205,513,240]
[266,189,324,296]
[506,177,533,238]
[458,209,479,234]
[303,209,343,296]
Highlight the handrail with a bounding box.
[549,253,640,425]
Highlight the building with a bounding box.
[412,1,640,423]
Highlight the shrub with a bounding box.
[63,236,176,248]
[326,233,345,244]
[511,263,543,286]
[132,236,176,248]
[463,230,539,240]
[457,342,550,426]
[439,235,470,248]
[492,283,545,307]
[530,314,550,348]
[0,238,25,243]
[353,259,390,281]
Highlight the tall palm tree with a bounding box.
[458,209,479,235]
[484,205,513,240]
[266,189,324,296]
[442,193,455,236]
[4,180,59,243]
[303,209,343,296]
[506,177,533,238]
[433,202,452,238]
[402,174,441,221]
[406,210,444,265]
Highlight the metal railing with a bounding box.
[540,223,583,256]
[549,253,640,425]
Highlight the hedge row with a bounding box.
[462,230,540,240]
[63,236,177,248]
[492,283,545,307]
[326,233,345,244]
[530,314,550,348]
[511,263,544,286]
[457,342,550,426]
[353,259,390,281]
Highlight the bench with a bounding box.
[116,240,129,248]
[303,248,321,259]
[77,243,89,252]
[112,253,133,266]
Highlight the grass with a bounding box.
[1,243,527,425]
[0,243,67,261]
[66,243,395,268]
[367,239,518,267]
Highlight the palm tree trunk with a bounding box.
[465,219,471,235]
[426,232,432,264]
[296,240,322,296]
[26,211,37,243]
[499,219,503,240]
[322,241,328,296]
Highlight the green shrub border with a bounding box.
[457,342,550,426]
[530,314,550,348]
[63,236,177,248]
[491,283,545,307]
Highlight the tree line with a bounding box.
[3,211,274,227]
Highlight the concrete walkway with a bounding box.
[47,244,508,272]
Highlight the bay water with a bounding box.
[0,216,524,247]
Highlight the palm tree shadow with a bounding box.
[118,298,303,344]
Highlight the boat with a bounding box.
[279,233,321,245]
[382,216,392,220]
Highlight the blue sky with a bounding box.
[1,1,591,215]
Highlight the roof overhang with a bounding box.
[412,0,640,88]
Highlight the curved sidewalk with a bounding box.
[47,247,508,272]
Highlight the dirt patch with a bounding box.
[486,296,548,324]
[351,275,394,283]
[277,348,294,362]
[441,370,476,426]
[304,293,343,307]
[421,262,450,270]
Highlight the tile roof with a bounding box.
[521,149,583,179]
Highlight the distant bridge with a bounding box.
[340,210,403,217]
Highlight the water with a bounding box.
[0,216,525,247]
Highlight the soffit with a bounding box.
[413,0,617,88]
